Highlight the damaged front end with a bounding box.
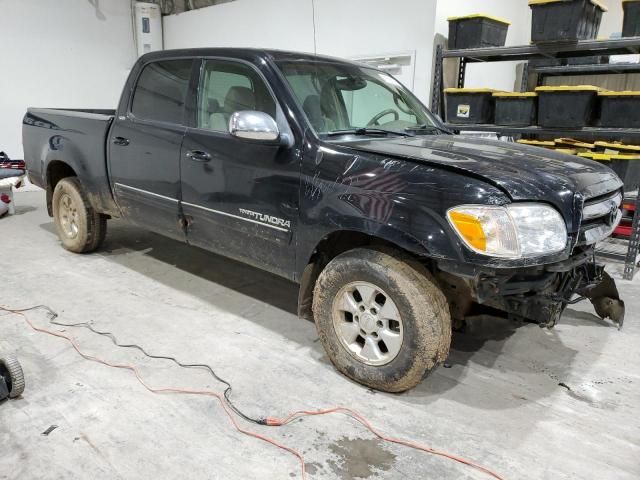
[437,248,625,330]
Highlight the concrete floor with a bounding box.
[1,189,639,480]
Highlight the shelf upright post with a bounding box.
[431,45,444,118]
[519,61,529,93]
[457,57,467,89]
[623,190,640,280]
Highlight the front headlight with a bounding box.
[447,203,567,258]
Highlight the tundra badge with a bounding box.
[239,208,291,230]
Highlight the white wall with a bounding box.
[163,0,437,103]
[599,0,626,38]
[161,0,632,109]
[313,0,438,103]
[163,0,315,52]
[0,0,137,158]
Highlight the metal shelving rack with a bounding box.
[430,37,640,279]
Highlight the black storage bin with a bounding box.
[598,91,640,128]
[448,15,510,49]
[529,0,607,43]
[493,92,538,126]
[528,58,564,69]
[566,55,604,65]
[622,0,640,37]
[579,152,640,189]
[444,88,498,124]
[535,85,602,127]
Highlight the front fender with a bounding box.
[297,196,465,278]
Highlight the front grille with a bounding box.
[578,189,623,245]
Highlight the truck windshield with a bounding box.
[276,60,437,137]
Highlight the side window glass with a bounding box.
[197,60,276,131]
[131,59,192,124]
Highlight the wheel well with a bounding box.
[297,231,426,321]
[45,161,77,216]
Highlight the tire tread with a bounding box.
[312,247,451,392]
[52,177,107,253]
[0,354,25,398]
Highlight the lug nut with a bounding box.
[376,320,383,328]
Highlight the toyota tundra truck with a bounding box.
[22,48,625,392]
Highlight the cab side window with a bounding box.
[131,59,192,124]
[197,60,276,131]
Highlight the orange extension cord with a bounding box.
[1,305,505,480]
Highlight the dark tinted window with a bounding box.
[131,60,192,124]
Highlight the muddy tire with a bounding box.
[0,354,25,398]
[52,177,107,253]
[313,248,451,392]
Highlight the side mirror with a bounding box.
[229,111,279,142]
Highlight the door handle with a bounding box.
[185,150,212,162]
[112,136,130,146]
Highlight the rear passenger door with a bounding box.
[180,58,300,278]
[108,58,193,241]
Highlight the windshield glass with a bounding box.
[276,60,437,137]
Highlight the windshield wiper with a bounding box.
[327,127,415,138]
[405,124,452,135]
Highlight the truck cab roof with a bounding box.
[138,47,371,68]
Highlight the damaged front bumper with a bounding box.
[437,248,625,329]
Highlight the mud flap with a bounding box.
[580,271,625,329]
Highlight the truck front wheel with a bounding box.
[313,248,451,392]
[52,177,107,253]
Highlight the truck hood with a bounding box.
[334,135,622,202]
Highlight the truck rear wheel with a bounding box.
[313,247,451,392]
[52,177,107,253]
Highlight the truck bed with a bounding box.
[22,108,120,216]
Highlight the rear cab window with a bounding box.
[130,59,193,124]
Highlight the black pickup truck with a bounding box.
[23,48,625,392]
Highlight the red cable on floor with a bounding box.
[1,305,505,480]
[1,306,307,479]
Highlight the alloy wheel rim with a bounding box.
[332,281,403,366]
[59,193,79,238]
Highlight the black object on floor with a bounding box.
[447,14,510,49]
[0,354,25,401]
[535,85,601,128]
[493,92,538,126]
[444,88,498,124]
[529,0,606,43]
[622,0,640,37]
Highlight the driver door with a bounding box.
[180,58,300,279]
